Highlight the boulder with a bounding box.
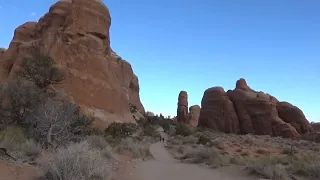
[177,91,189,123]
[198,87,240,133]
[0,0,144,130]
[276,102,312,134]
[188,105,200,127]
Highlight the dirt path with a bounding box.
[122,140,256,180]
[0,160,39,180]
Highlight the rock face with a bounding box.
[177,91,189,123]
[198,78,311,138]
[189,105,200,127]
[276,102,311,134]
[198,87,240,133]
[0,0,144,129]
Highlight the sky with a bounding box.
[0,0,319,122]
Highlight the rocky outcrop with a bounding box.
[177,91,189,123]
[276,102,312,134]
[198,78,311,138]
[0,0,144,130]
[198,87,240,133]
[189,105,200,127]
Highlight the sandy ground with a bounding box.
[0,131,257,180]
[0,160,40,180]
[120,139,256,180]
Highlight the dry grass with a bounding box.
[246,162,291,180]
[0,128,42,162]
[179,146,228,168]
[39,140,112,180]
[20,139,41,159]
[115,138,151,159]
[167,129,320,179]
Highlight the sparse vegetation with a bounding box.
[115,138,151,159]
[18,54,65,89]
[105,122,138,139]
[25,99,94,148]
[166,128,320,180]
[39,140,111,180]
[175,123,194,136]
[180,146,228,168]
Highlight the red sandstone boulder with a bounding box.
[0,0,144,129]
[188,105,200,127]
[198,87,240,133]
[276,102,312,134]
[177,91,189,123]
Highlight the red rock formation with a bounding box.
[177,91,189,123]
[0,0,144,130]
[0,48,5,56]
[189,105,200,127]
[276,102,312,134]
[198,87,240,133]
[199,78,311,138]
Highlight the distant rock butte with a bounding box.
[191,78,311,138]
[0,0,144,130]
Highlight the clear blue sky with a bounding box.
[0,0,319,122]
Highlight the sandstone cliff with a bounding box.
[0,0,144,130]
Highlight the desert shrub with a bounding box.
[243,134,255,145]
[86,135,109,150]
[289,155,320,178]
[0,126,26,145]
[115,138,150,159]
[6,79,46,125]
[246,162,291,180]
[256,148,270,155]
[86,135,117,160]
[129,103,138,113]
[229,155,253,165]
[154,119,172,132]
[105,122,138,139]
[40,140,111,180]
[198,134,212,145]
[142,124,158,137]
[25,100,93,147]
[180,146,228,168]
[211,138,225,150]
[182,135,198,144]
[175,123,194,136]
[240,151,249,156]
[167,135,183,145]
[18,54,65,89]
[21,139,41,158]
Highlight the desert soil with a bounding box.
[119,133,256,180]
[0,160,39,180]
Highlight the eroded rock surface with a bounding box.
[189,105,200,127]
[177,91,189,123]
[0,0,144,129]
[198,78,311,138]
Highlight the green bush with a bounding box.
[175,123,194,136]
[198,134,212,145]
[18,54,65,89]
[0,126,26,144]
[105,122,138,139]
